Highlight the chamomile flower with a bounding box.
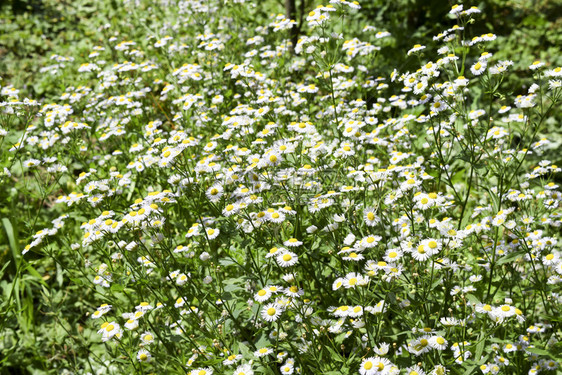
[265,151,282,166]
[470,61,487,76]
[124,319,139,330]
[408,335,433,355]
[205,227,220,240]
[284,285,303,298]
[430,335,448,350]
[254,288,273,302]
[408,44,426,55]
[283,238,303,247]
[206,184,223,202]
[363,207,380,226]
[98,321,122,342]
[137,349,152,362]
[266,247,283,258]
[276,250,299,267]
[140,331,155,345]
[332,277,344,291]
[91,304,112,319]
[411,243,432,261]
[233,364,253,375]
[343,272,369,288]
[359,235,381,248]
[342,250,365,262]
[529,60,545,70]
[188,368,213,375]
[136,302,153,311]
[384,248,403,262]
[449,4,463,14]
[254,347,273,357]
[405,365,426,375]
[261,303,283,322]
[359,356,394,375]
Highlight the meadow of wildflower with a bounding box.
[1,0,561,374]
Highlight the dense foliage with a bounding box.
[1,0,561,374]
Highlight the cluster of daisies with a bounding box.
[2,0,561,374]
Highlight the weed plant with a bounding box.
[1,1,561,374]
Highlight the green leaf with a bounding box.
[110,283,125,292]
[334,332,347,345]
[2,218,19,263]
[223,283,241,292]
[525,347,553,358]
[474,330,486,361]
[254,333,270,348]
[238,342,251,358]
[219,257,237,267]
[539,314,562,322]
[25,263,48,287]
[325,347,344,363]
[496,250,525,265]
[70,277,84,285]
[465,293,480,305]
